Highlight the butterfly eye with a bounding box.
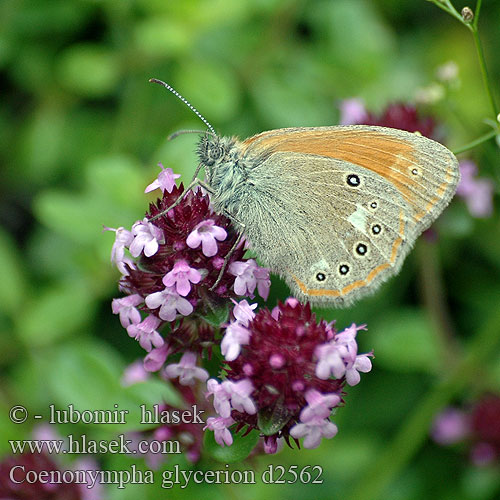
[209,145,223,161]
[315,272,326,282]
[198,137,223,166]
[338,264,350,276]
[346,174,361,187]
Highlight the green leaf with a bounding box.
[0,228,28,315]
[257,403,293,436]
[21,105,67,183]
[17,280,94,345]
[370,308,440,373]
[43,340,180,432]
[134,17,193,57]
[56,43,121,97]
[251,70,333,129]
[204,427,259,463]
[489,353,500,390]
[0,402,28,455]
[34,189,112,244]
[85,155,145,212]
[174,61,240,122]
[200,303,229,328]
[33,155,144,244]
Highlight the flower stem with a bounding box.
[427,0,463,24]
[471,24,499,118]
[452,129,498,155]
[416,240,460,369]
[346,302,500,500]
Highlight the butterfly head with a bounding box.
[197,132,225,167]
[197,133,240,174]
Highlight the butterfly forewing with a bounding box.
[240,126,458,305]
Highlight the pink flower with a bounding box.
[104,226,133,264]
[186,219,227,257]
[145,286,194,321]
[229,259,271,300]
[290,416,338,449]
[300,389,341,422]
[144,344,171,372]
[231,299,257,326]
[456,160,494,217]
[431,408,469,445]
[111,294,143,327]
[164,352,209,385]
[345,354,373,386]
[206,378,256,417]
[271,297,300,321]
[206,379,233,418]
[315,323,372,386]
[339,98,368,125]
[204,416,235,447]
[116,257,135,276]
[226,379,257,415]
[74,457,104,500]
[129,218,165,257]
[121,360,150,386]
[471,442,497,466]
[263,436,283,454]
[145,163,180,193]
[221,322,251,361]
[126,315,164,352]
[315,342,345,380]
[162,260,202,296]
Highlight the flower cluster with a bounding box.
[205,299,373,451]
[432,394,500,466]
[108,164,270,370]
[108,162,373,460]
[0,430,102,500]
[339,98,438,139]
[128,383,208,467]
[0,452,82,500]
[456,160,494,218]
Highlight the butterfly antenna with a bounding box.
[149,78,216,135]
[167,129,217,141]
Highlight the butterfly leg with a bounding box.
[209,219,246,292]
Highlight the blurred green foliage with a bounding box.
[1,0,500,499]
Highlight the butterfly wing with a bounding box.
[240,126,459,306]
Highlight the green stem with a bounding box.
[471,26,499,117]
[473,0,482,30]
[452,128,498,155]
[417,241,460,369]
[427,0,464,24]
[346,304,500,500]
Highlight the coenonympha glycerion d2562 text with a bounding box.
[150,79,460,307]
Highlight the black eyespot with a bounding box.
[316,272,326,282]
[356,243,368,256]
[339,264,349,275]
[411,168,419,176]
[370,201,378,210]
[346,174,361,187]
[372,224,381,235]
